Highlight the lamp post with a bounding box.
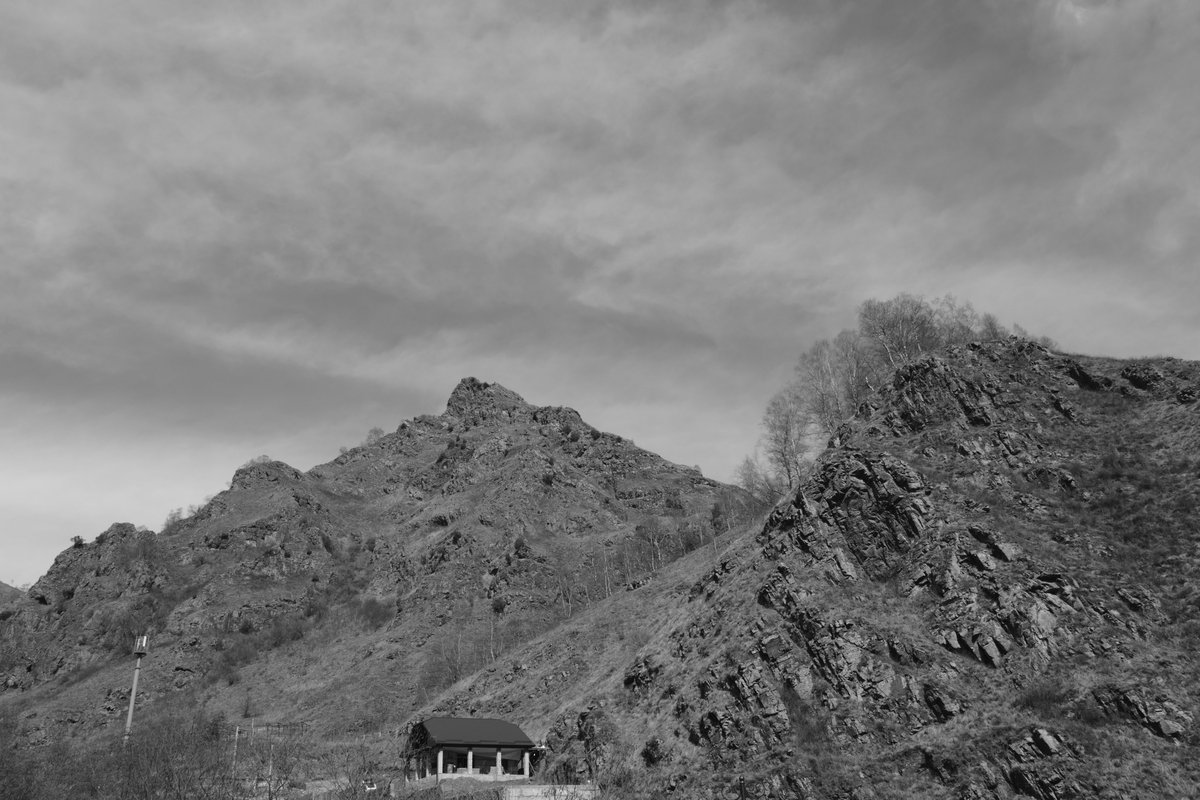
[122,634,149,746]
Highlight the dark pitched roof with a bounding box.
[415,717,535,748]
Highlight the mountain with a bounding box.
[3,342,1199,800]
[505,339,1198,798]
[0,378,751,745]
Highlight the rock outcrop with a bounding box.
[1,379,749,748]
[538,340,1200,798]
[4,341,1199,800]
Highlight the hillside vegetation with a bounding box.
[0,379,752,778]
[527,339,1200,798]
[2,340,1199,799]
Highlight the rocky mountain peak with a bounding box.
[229,459,304,491]
[443,376,534,425]
[6,341,1199,799]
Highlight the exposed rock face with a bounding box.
[1,379,748,745]
[5,342,1199,800]
[761,452,932,581]
[538,340,1200,798]
[444,377,537,426]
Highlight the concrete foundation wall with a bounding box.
[502,787,599,800]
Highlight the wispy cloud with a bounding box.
[1,0,1197,583]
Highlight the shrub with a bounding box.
[512,537,532,562]
[161,508,184,532]
[356,597,393,629]
[209,659,240,687]
[781,684,832,748]
[1014,679,1072,715]
[641,736,667,766]
[304,593,330,620]
[266,615,305,647]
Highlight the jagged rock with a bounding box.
[1050,395,1085,424]
[1063,360,1113,391]
[9,340,1200,799]
[923,683,965,721]
[886,639,929,666]
[966,550,998,572]
[995,728,1085,799]
[1120,364,1166,392]
[1092,686,1192,740]
[230,460,304,490]
[1022,466,1078,492]
[883,354,1001,432]
[623,655,663,691]
[443,377,535,426]
[762,451,932,582]
[966,526,1020,562]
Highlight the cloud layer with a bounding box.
[2,0,1198,583]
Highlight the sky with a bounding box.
[2,0,1198,586]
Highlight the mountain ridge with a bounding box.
[3,344,1199,799]
[526,340,1200,798]
[1,376,752,753]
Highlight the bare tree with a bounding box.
[760,387,807,492]
[931,295,981,345]
[795,329,882,436]
[739,293,1056,502]
[735,454,787,505]
[857,293,944,368]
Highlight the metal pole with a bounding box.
[231,725,240,799]
[122,655,142,746]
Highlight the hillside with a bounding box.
[0,378,752,747]
[495,339,1198,798]
[0,582,20,605]
[3,341,1199,800]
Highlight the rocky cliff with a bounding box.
[0,378,751,747]
[3,342,1198,800]
[520,340,1199,798]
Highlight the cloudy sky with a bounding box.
[2,0,1198,585]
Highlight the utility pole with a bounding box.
[122,635,149,746]
[231,725,241,799]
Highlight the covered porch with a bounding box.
[405,717,537,784]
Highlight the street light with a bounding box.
[122,634,149,746]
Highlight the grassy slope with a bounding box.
[438,342,1200,799]
[4,346,1197,799]
[0,380,749,756]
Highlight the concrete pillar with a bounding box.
[523,750,530,778]
[495,748,502,780]
[436,749,443,782]
[467,748,473,774]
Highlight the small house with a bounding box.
[405,717,537,784]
